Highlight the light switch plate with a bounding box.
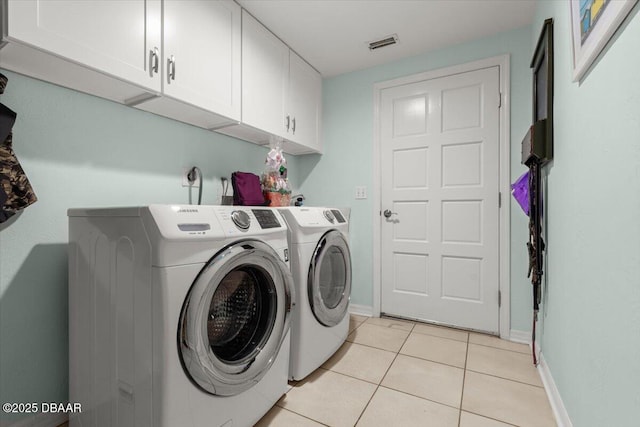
[355,186,367,199]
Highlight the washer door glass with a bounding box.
[179,240,293,396]
[208,267,275,364]
[308,230,352,327]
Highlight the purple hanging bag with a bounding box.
[511,171,530,215]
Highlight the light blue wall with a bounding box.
[300,26,534,331]
[531,3,640,426]
[0,70,301,423]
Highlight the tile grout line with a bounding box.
[343,339,406,354]
[352,322,416,426]
[398,350,467,370]
[464,368,546,389]
[346,318,539,426]
[410,330,470,344]
[463,409,521,427]
[376,384,463,412]
[323,355,468,410]
[368,317,476,344]
[457,332,470,427]
[360,319,415,333]
[468,341,531,355]
[378,315,530,354]
[274,406,332,426]
[315,366,379,386]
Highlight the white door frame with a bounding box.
[372,55,511,339]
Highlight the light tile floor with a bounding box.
[57,315,556,427]
[256,314,557,427]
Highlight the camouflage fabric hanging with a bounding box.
[0,73,37,223]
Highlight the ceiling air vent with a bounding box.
[368,34,399,51]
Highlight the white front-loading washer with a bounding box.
[68,205,294,427]
[279,207,351,381]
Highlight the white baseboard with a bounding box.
[0,412,67,427]
[509,329,531,344]
[349,304,373,317]
[538,352,573,427]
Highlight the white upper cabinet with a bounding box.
[288,51,322,153]
[2,0,241,128]
[136,0,241,127]
[241,10,289,138]
[3,0,162,97]
[218,11,322,154]
[2,1,317,152]
[163,0,240,120]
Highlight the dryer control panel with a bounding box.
[331,209,346,223]
[280,207,349,227]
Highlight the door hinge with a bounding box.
[498,290,502,307]
[498,92,502,108]
[498,191,502,208]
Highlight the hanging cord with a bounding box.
[187,166,203,205]
[527,162,544,366]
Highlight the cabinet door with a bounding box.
[241,11,289,138]
[163,0,240,120]
[288,52,322,152]
[6,0,161,92]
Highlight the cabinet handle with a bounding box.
[292,117,296,135]
[167,55,176,83]
[285,115,290,132]
[149,47,159,77]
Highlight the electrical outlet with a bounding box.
[182,167,200,187]
[355,186,367,199]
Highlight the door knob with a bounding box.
[383,209,397,218]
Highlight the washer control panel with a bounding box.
[145,205,289,240]
[214,206,286,237]
[252,209,281,229]
[148,205,217,239]
[231,210,251,230]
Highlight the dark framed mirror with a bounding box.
[531,18,554,164]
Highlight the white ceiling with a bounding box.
[237,0,537,77]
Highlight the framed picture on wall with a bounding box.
[570,0,638,82]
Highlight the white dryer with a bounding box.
[68,205,294,427]
[279,207,352,380]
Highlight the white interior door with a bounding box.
[380,66,500,333]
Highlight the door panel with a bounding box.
[380,66,500,333]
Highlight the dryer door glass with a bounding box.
[319,246,347,309]
[179,240,293,396]
[308,230,352,327]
